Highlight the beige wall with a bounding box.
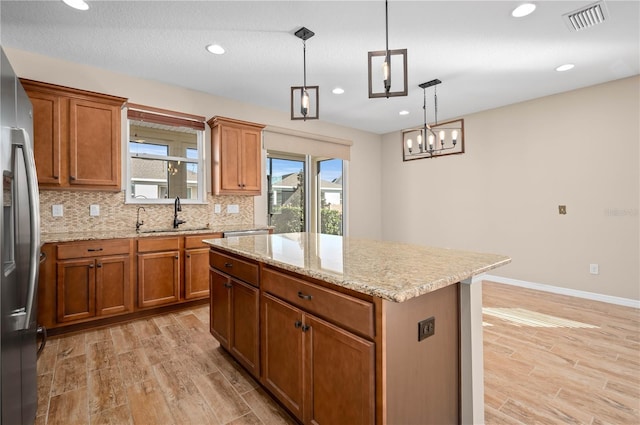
[381,76,640,300]
[6,47,383,239]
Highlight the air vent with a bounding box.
[562,1,609,31]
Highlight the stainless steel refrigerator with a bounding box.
[1,47,41,425]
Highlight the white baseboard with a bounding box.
[480,274,640,309]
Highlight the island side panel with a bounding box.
[382,282,460,424]
[460,277,485,425]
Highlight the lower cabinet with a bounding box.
[210,269,260,377]
[261,293,375,424]
[56,240,133,323]
[185,234,220,299]
[137,250,180,308]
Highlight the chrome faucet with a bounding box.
[136,206,146,232]
[173,196,186,229]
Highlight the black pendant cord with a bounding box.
[423,87,428,134]
[385,0,389,57]
[434,84,438,125]
[303,39,307,90]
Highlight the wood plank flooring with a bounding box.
[36,282,639,424]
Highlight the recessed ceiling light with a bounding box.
[332,87,345,95]
[556,63,575,72]
[512,3,536,18]
[62,0,89,11]
[206,44,225,55]
[399,110,410,116]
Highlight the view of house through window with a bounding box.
[127,120,204,203]
[267,153,344,235]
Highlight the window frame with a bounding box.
[125,105,206,205]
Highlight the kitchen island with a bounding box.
[204,232,510,425]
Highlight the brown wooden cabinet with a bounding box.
[210,269,260,377]
[55,239,133,323]
[261,292,374,424]
[21,79,126,191]
[137,237,180,308]
[184,233,221,299]
[207,116,265,195]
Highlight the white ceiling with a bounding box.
[1,0,638,134]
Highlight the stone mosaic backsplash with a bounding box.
[39,190,255,234]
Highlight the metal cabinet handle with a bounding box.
[302,325,310,332]
[89,264,94,268]
[294,320,302,328]
[52,175,59,179]
[224,262,233,268]
[70,175,76,181]
[96,263,102,268]
[186,254,191,258]
[224,282,232,289]
[87,248,103,252]
[297,291,312,301]
[175,255,179,259]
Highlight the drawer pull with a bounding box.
[175,255,179,259]
[224,282,232,289]
[297,291,312,301]
[302,324,310,332]
[88,264,94,268]
[294,320,302,328]
[96,263,102,268]
[224,262,233,268]
[87,248,103,252]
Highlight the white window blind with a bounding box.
[263,126,352,160]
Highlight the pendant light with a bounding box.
[368,0,407,98]
[291,27,319,120]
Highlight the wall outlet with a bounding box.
[418,317,435,341]
[227,204,239,214]
[214,204,221,214]
[52,204,63,217]
[90,204,100,216]
[589,264,599,275]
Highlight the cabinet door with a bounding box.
[230,279,259,377]
[68,98,120,188]
[261,293,304,420]
[184,247,210,299]
[57,259,96,322]
[239,128,262,194]
[303,315,375,425]
[96,255,132,316]
[219,125,242,192]
[137,251,180,308]
[28,91,62,186]
[210,270,231,347]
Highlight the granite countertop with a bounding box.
[204,232,511,303]
[41,224,271,243]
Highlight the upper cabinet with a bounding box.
[21,79,127,191]
[207,116,265,196]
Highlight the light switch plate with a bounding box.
[214,204,221,214]
[227,204,239,214]
[90,204,100,216]
[52,204,63,217]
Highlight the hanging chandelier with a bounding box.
[402,79,465,161]
[291,27,319,120]
[368,0,407,98]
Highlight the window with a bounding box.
[126,105,205,204]
[267,153,345,235]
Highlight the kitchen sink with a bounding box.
[139,227,211,234]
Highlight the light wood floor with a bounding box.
[35,282,639,424]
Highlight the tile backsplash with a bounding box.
[39,190,254,234]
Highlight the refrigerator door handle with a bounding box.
[12,127,41,331]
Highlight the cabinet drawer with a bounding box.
[210,250,258,287]
[262,267,374,339]
[57,239,131,259]
[185,233,222,249]
[137,237,180,253]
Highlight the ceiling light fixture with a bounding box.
[291,27,319,121]
[512,3,536,18]
[556,63,575,72]
[206,44,225,55]
[332,87,345,95]
[399,110,409,116]
[402,79,465,161]
[368,0,407,98]
[62,0,89,11]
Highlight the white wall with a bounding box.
[5,47,383,239]
[381,76,640,301]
